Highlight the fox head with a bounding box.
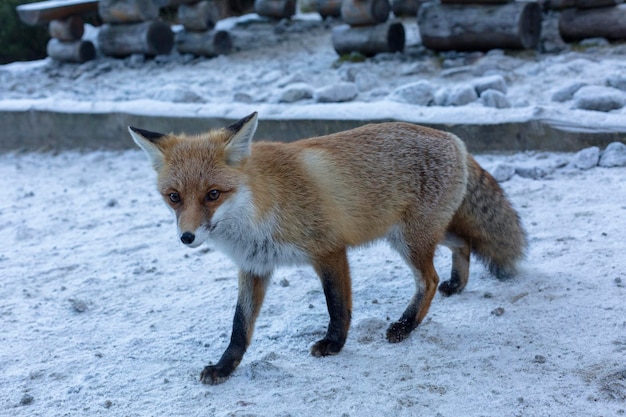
[129,112,258,248]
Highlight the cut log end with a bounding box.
[419,2,542,51]
[332,22,405,57]
[176,30,233,57]
[341,0,391,26]
[47,38,96,63]
[49,16,85,41]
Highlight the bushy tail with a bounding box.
[448,155,527,279]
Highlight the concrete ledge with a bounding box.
[1,102,625,152]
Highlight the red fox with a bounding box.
[129,112,526,384]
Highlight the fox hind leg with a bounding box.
[439,233,471,296]
[386,227,440,343]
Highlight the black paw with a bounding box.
[386,320,416,343]
[438,279,461,297]
[199,364,233,385]
[310,338,343,357]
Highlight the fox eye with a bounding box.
[169,192,181,203]
[206,190,220,201]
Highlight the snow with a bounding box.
[1,11,626,417]
[2,146,626,416]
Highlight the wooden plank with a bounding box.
[16,0,99,26]
[98,0,160,23]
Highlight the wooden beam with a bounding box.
[16,0,99,26]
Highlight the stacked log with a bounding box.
[16,0,98,63]
[97,0,174,57]
[254,0,296,19]
[418,1,542,51]
[47,15,96,63]
[556,2,626,42]
[174,0,233,57]
[331,0,405,56]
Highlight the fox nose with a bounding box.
[180,232,195,245]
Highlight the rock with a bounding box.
[279,83,314,103]
[572,146,600,170]
[433,88,449,106]
[473,75,507,95]
[607,74,626,92]
[388,80,435,105]
[551,82,586,102]
[315,82,358,103]
[515,166,549,179]
[491,164,516,182]
[447,85,478,106]
[20,394,34,406]
[480,89,511,109]
[491,307,505,316]
[599,142,626,167]
[152,85,205,103]
[573,86,626,112]
[354,71,378,92]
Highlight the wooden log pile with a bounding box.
[554,1,626,42]
[97,0,174,57]
[417,1,542,51]
[16,0,98,63]
[331,0,405,57]
[254,0,296,19]
[174,0,233,57]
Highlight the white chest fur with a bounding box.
[209,186,309,276]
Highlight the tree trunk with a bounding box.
[418,2,542,51]
[47,38,96,62]
[546,0,621,10]
[317,0,342,18]
[98,0,160,24]
[341,0,391,26]
[98,21,174,57]
[16,0,99,26]
[332,21,405,56]
[254,0,296,18]
[176,29,233,56]
[178,1,223,31]
[559,6,626,42]
[49,16,85,41]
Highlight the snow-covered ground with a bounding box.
[1,147,625,416]
[1,10,626,417]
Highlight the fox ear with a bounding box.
[129,126,166,170]
[224,112,258,165]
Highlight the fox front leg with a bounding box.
[310,249,352,357]
[200,270,269,384]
